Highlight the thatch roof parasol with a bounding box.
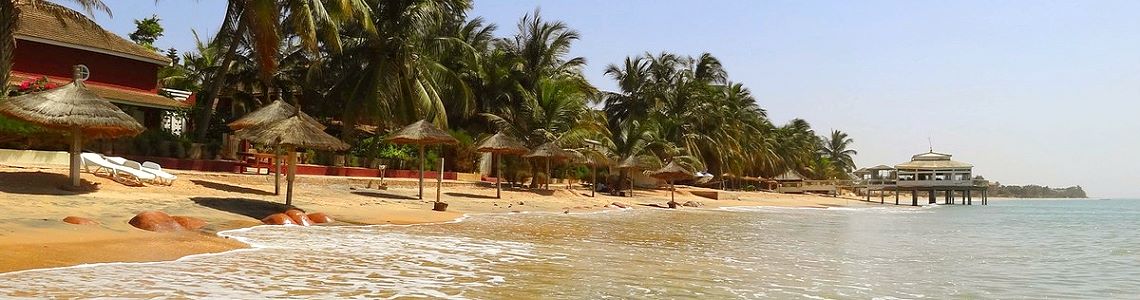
[524,142,570,158]
[476,132,527,154]
[387,119,458,145]
[648,161,694,181]
[386,120,457,201]
[0,72,144,188]
[233,113,348,206]
[235,114,348,151]
[617,156,642,169]
[228,100,324,131]
[648,161,694,207]
[0,80,143,138]
[476,132,528,199]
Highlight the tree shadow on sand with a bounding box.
[191,197,291,220]
[351,190,419,200]
[191,179,275,196]
[0,171,99,195]
[444,192,496,199]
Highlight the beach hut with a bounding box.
[475,132,528,199]
[235,113,349,206]
[0,66,144,188]
[386,120,458,201]
[228,99,325,195]
[774,169,807,193]
[524,142,570,190]
[615,156,643,197]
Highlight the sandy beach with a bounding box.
[0,164,889,273]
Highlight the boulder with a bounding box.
[261,213,296,225]
[62,216,98,225]
[172,216,207,230]
[682,201,704,207]
[307,212,334,224]
[128,211,184,232]
[610,202,630,209]
[284,209,312,226]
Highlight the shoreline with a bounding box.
[0,164,894,273]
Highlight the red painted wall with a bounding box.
[11,40,161,92]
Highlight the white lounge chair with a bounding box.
[140,161,177,185]
[103,156,158,185]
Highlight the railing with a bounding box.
[896,179,975,187]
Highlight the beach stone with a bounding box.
[611,202,630,209]
[261,213,296,225]
[128,211,184,232]
[307,212,334,224]
[682,201,704,207]
[62,216,97,225]
[172,216,208,230]
[284,209,313,226]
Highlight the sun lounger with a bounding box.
[140,161,177,185]
[103,156,158,185]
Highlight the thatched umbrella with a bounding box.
[387,120,458,200]
[228,99,324,196]
[0,67,143,187]
[616,156,642,197]
[236,113,348,206]
[475,132,527,199]
[648,161,694,208]
[524,142,569,190]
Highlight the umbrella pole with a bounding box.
[591,164,596,197]
[671,180,675,204]
[69,129,81,187]
[546,157,551,190]
[274,144,281,195]
[418,145,425,200]
[495,153,502,199]
[286,149,297,206]
[437,157,444,203]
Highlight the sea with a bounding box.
[0,199,1136,299]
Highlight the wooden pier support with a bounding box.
[928,189,936,204]
[912,189,918,206]
[895,191,899,205]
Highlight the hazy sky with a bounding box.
[63,0,1139,197]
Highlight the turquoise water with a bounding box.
[0,199,1136,299]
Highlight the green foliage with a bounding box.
[990,184,1087,198]
[129,15,164,51]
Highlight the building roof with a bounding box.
[14,4,171,65]
[10,72,189,109]
[895,150,973,170]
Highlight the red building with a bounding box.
[7,5,190,132]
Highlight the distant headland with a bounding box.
[988,183,1087,198]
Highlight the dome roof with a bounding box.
[896,150,973,169]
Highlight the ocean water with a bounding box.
[1,199,1137,299]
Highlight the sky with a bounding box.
[63,0,1140,197]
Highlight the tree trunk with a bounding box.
[615,169,627,196]
[194,7,247,141]
[528,159,539,189]
[0,2,18,98]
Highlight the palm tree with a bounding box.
[821,129,857,175]
[1,0,109,98]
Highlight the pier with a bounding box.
[854,151,989,206]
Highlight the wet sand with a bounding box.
[0,164,885,273]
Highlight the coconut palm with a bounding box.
[1,0,109,98]
[821,129,858,174]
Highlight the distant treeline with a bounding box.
[989,184,1087,198]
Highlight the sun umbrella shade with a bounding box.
[387,120,458,145]
[476,132,527,154]
[617,156,642,169]
[228,100,325,131]
[235,114,349,151]
[0,80,143,138]
[524,142,570,158]
[648,161,695,181]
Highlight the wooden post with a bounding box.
[69,130,81,187]
[437,157,444,203]
[879,190,884,204]
[495,153,502,199]
[895,190,899,205]
[274,144,281,195]
[929,189,936,204]
[967,190,972,206]
[546,157,551,190]
[418,145,425,200]
[591,164,596,197]
[285,149,297,206]
[912,189,918,206]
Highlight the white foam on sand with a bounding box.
[0,221,537,299]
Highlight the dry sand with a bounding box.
[0,164,894,273]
